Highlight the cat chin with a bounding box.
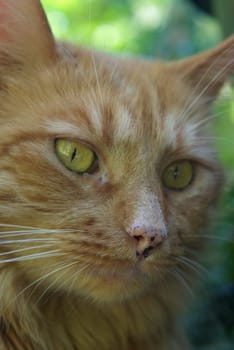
[67,263,157,304]
[75,275,151,304]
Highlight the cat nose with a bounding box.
[128,226,167,259]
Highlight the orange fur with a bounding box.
[0,1,233,349]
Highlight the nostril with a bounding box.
[136,246,154,259]
[142,246,154,258]
[133,234,144,242]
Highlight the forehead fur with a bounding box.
[0,45,211,163]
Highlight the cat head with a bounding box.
[0,0,233,303]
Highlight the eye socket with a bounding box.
[55,139,98,174]
[162,160,194,190]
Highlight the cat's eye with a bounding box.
[162,160,194,190]
[55,139,97,174]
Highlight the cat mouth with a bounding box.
[87,255,157,288]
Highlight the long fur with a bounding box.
[0,1,233,349]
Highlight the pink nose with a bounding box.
[128,226,167,259]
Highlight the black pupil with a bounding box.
[173,165,179,181]
[71,148,77,162]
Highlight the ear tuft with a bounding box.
[0,0,56,68]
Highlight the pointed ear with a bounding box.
[0,0,56,69]
[169,35,234,99]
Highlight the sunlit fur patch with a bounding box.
[160,109,219,164]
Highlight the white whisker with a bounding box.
[0,250,62,264]
[35,261,81,304]
[88,2,104,110]
[0,232,57,238]
[0,223,48,230]
[0,223,73,232]
[0,238,55,245]
[66,263,92,295]
[25,261,77,300]
[3,261,76,313]
[0,244,55,256]
[0,231,65,238]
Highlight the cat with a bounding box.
[0,0,233,349]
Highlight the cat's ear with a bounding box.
[0,0,56,69]
[169,35,234,99]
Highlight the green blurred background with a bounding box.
[41,0,234,349]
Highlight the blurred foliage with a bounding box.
[41,0,234,349]
[41,0,223,56]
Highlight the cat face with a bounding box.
[0,0,233,303]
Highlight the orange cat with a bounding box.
[0,0,233,349]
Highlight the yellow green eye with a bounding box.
[55,139,97,174]
[162,160,194,190]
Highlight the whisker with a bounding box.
[0,223,74,232]
[66,270,80,296]
[212,106,234,118]
[0,238,56,245]
[0,250,62,264]
[174,256,208,278]
[0,244,55,256]
[35,261,86,304]
[0,223,42,230]
[0,232,57,238]
[66,263,93,295]
[4,261,76,313]
[26,261,78,301]
[0,231,68,238]
[0,224,86,237]
[196,136,234,145]
[194,107,234,130]
[88,2,105,110]
[171,268,194,297]
[187,234,234,243]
